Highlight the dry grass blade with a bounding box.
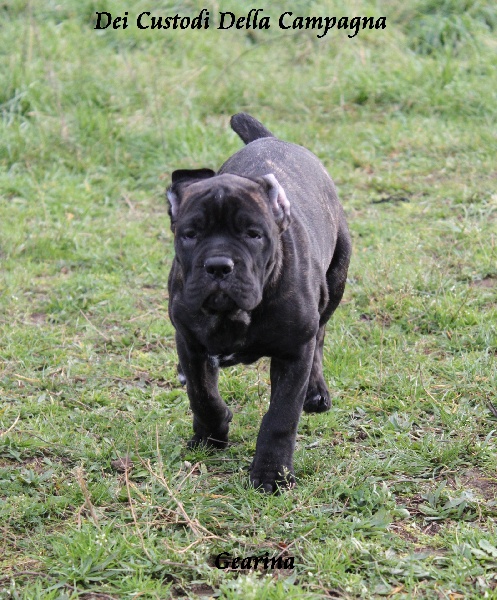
[140,455,222,541]
[74,467,100,528]
[124,466,154,561]
[0,413,20,437]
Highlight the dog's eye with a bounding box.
[246,229,262,240]
[181,229,197,240]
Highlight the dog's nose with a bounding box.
[204,256,234,280]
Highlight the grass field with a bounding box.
[1,0,497,598]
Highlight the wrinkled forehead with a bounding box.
[181,174,269,213]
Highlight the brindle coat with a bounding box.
[167,113,351,492]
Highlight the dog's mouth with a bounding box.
[202,291,238,313]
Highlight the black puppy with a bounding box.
[167,113,351,492]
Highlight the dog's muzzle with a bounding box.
[201,256,238,312]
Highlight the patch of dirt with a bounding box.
[413,546,448,557]
[391,522,419,544]
[187,584,215,597]
[30,312,47,324]
[359,312,392,326]
[20,457,48,473]
[0,454,69,470]
[396,494,442,535]
[0,561,46,584]
[459,468,497,501]
[471,276,496,288]
[398,494,423,515]
[422,521,442,536]
[110,455,133,473]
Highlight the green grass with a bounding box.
[1,0,497,598]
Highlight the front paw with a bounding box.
[249,460,296,493]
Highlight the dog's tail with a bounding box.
[230,113,275,145]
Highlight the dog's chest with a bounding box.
[191,311,250,356]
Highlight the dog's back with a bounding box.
[221,114,343,269]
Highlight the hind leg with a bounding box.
[303,219,351,414]
[303,325,330,413]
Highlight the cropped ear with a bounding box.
[166,168,215,227]
[259,173,291,232]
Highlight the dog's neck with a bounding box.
[263,236,284,290]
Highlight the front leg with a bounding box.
[250,339,315,492]
[176,334,232,449]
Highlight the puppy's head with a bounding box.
[167,170,290,314]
